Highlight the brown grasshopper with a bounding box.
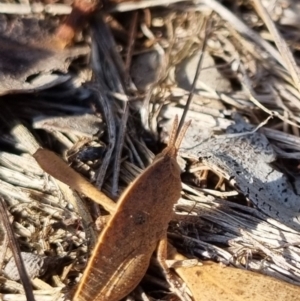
[33,116,190,301]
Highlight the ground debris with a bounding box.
[2,0,300,300]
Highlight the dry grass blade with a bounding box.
[110,0,191,13]
[252,0,300,102]
[0,3,72,15]
[0,198,35,301]
[91,16,129,192]
[199,0,285,67]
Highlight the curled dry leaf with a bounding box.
[170,248,300,301]
[0,0,96,95]
[0,37,89,95]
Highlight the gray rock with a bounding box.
[175,51,231,92]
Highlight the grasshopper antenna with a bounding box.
[175,119,192,150]
[168,115,179,147]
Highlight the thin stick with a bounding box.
[111,103,129,198]
[110,0,191,13]
[177,16,211,137]
[0,3,71,15]
[0,198,36,301]
[111,11,138,197]
[125,11,139,84]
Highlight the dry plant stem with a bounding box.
[0,3,72,15]
[91,17,127,189]
[73,117,191,301]
[177,16,210,134]
[94,19,129,197]
[57,181,98,247]
[240,65,300,128]
[93,86,116,189]
[214,176,225,190]
[33,148,116,213]
[91,16,135,195]
[0,227,9,273]
[200,169,208,181]
[125,11,139,83]
[143,9,151,28]
[241,231,300,276]
[110,0,191,13]
[198,0,285,67]
[219,116,273,139]
[45,4,73,14]
[126,136,145,169]
[6,119,101,247]
[252,0,300,98]
[0,198,36,301]
[111,103,129,197]
[92,15,129,91]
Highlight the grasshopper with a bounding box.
[34,116,190,301]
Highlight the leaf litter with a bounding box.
[2,0,300,300]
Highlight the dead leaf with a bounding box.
[0,12,91,95]
[171,249,300,301]
[0,35,89,95]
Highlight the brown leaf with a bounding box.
[0,35,89,95]
[0,2,94,95]
[171,249,300,301]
